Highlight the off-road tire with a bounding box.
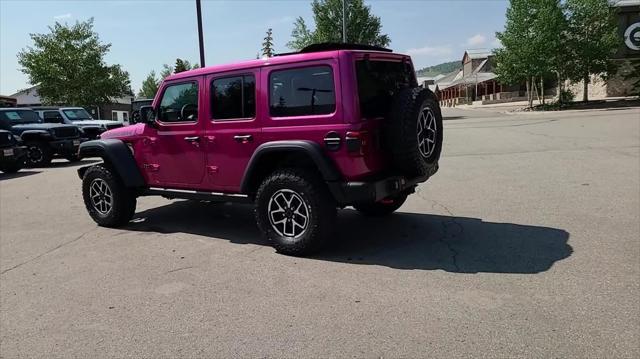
[0,161,23,174]
[82,164,137,227]
[25,141,52,167]
[255,169,336,256]
[354,193,408,217]
[385,87,443,177]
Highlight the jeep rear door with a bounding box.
[202,68,262,192]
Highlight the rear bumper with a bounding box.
[328,164,438,205]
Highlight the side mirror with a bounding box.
[139,106,156,125]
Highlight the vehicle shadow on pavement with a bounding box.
[443,116,466,120]
[0,170,41,180]
[127,200,572,274]
[47,159,99,168]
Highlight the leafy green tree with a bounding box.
[138,71,159,98]
[262,28,275,58]
[287,0,390,50]
[565,0,620,102]
[495,0,567,107]
[17,18,131,107]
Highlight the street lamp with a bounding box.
[196,0,205,67]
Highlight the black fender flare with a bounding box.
[19,130,51,141]
[77,139,145,188]
[240,140,341,193]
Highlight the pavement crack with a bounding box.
[415,189,462,272]
[165,266,195,274]
[1,227,97,275]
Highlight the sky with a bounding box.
[0,0,509,95]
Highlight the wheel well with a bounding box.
[423,87,439,103]
[244,150,321,195]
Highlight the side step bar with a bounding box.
[141,187,251,203]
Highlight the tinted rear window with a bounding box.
[356,60,416,118]
[269,66,335,117]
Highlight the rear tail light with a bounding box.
[346,131,368,155]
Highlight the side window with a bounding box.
[211,75,255,120]
[158,82,199,123]
[42,111,63,123]
[43,111,61,120]
[269,66,335,117]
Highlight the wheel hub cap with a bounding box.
[28,146,43,163]
[417,107,437,158]
[268,189,310,239]
[89,178,113,215]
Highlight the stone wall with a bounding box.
[565,59,638,100]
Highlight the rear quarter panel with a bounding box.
[260,52,386,181]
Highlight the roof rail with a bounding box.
[275,42,393,57]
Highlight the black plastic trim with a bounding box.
[18,130,50,140]
[240,140,341,193]
[328,164,438,205]
[77,139,145,187]
[276,43,393,56]
[142,188,251,203]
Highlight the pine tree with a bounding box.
[137,71,159,98]
[262,28,275,58]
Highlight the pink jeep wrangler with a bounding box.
[78,43,443,255]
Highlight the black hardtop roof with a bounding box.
[275,42,393,57]
[30,106,61,110]
[0,107,34,111]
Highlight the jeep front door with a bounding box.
[146,80,205,188]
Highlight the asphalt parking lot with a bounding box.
[1,106,639,358]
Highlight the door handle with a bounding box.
[233,135,253,143]
[184,136,200,143]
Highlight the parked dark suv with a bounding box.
[77,44,443,255]
[0,129,27,173]
[0,108,82,166]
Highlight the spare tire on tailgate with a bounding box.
[384,87,443,177]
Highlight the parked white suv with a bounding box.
[34,107,127,139]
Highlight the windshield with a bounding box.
[63,108,93,121]
[356,59,416,118]
[0,110,43,125]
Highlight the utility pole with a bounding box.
[196,0,205,67]
[342,0,347,43]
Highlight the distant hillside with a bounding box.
[416,61,460,77]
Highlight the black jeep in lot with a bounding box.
[0,129,27,173]
[0,108,82,166]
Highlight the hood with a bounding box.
[11,123,76,131]
[100,123,146,140]
[72,120,122,127]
